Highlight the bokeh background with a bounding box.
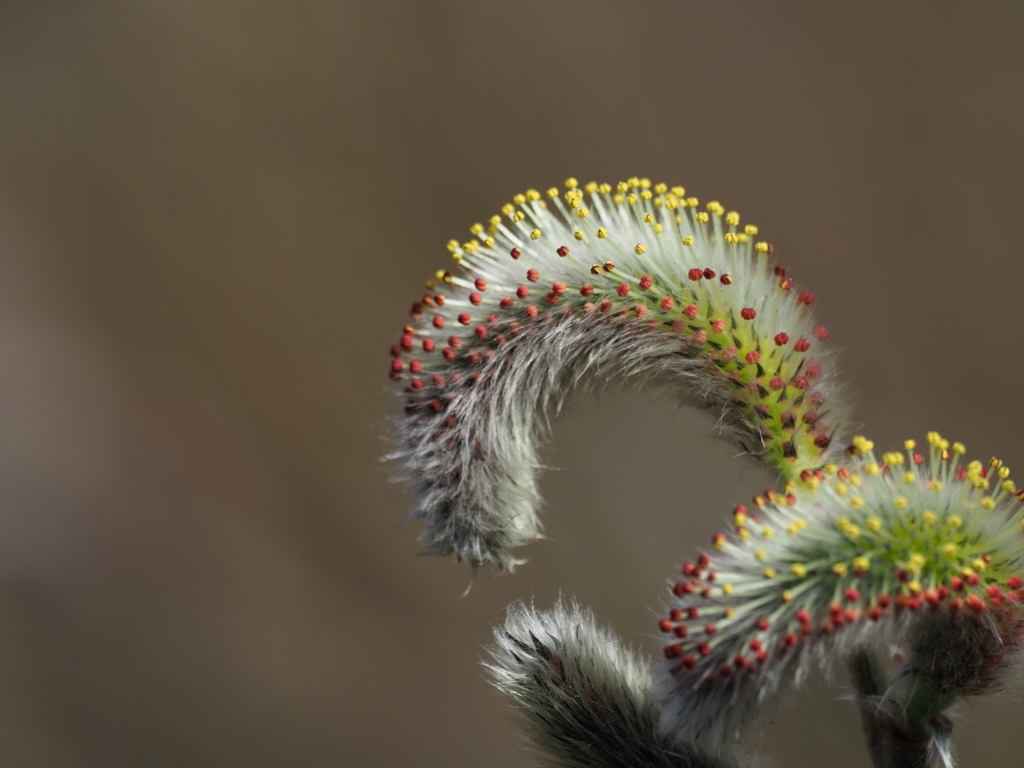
[0,2,1021,766]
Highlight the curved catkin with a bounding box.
[656,433,1024,745]
[387,177,851,570]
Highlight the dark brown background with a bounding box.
[0,2,1021,766]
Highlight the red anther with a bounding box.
[705,623,717,636]
[639,275,654,290]
[820,620,835,634]
[673,582,688,597]
[718,663,733,677]
[442,348,456,360]
[556,245,570,257]
[745,350,761,365]
[924,589,940,606]
[693,329,709,344]
[434,295,446,306]
[673,625,689,638]
[907,598,921,611]
[444,415,457,428]
[469,292,483,306]
[580,283,594,297]
[660,296,675,310]
[664,643,684,659]
[697,642,711,657]
[390,344,402,358]
[600,261,615,273]
[757,618,770,631]
[552,282,567,296]
[599,299,613,312]
[894,569,909,583]
[909,451,922,465]
[391,359,404,374]
[634,305,648,318]
[617,283,630,297]
[844,608,857,622]
[499,297,514,309]
[868,605,883,621]
[878,594,891,609]
[778,278,793,291]
[410,379,424,390]
[432,374,446,387]
[796,609,811,625]
[734,654,749,670]
[720,274,732,285]
[703,268,716,280]
[844,588,860,603]
[792,376,809,390]
[789,340,808,355]
[785,493,797,505]
[711,319,726,333]
[797,292,814,306]
[466,353,480,364]
[1009,576,1024,590]
[448,336,462,348]
[688,268,703,280]
[950,576,964,591]
[682,654,697,670]
[967,573,980,586]
[409,360,422,374]
[428,400,443,412]
[688,607,700,620]
[802,412,818,425]
[732,504,747,518]
[682,562,696,576]
[526,269,540,282]
[966,594,986,613]
[986,584,1003,599]
[949,596,963,612]
[813,326,829,340]
[806,364,822,380]
[1017,489,1024,500]
[749,639,763,652]
[712,533,726,548]
[401,334,414,351]
[683,304,699,318]
[740,307,757,320]
[697,553,711,568]
[800,469,813,482]
[782,632,798,649]
[510,248,522,259]
[524,305,539,318]
[516,285,530,299]
[474,278,487,291]
[723,346,738,360]
[706,571,717,582]
[433,316,446,329]
[774,265,786,277]
[659,619,674,633]
[829,601,843,616]
[937,585,949,599]
[670,609,684,622]
[774,332,790,346]
[422,338,435,353]
[474,325,487,339]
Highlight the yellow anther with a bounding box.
[963,567,975,577]
[525,189,541,201]
[908,580,922,594]
[626,193,638,205]
[999,466,1011,479]
[577,207,590,218]
[599,183,612,195]
[513,193,526,205]
[787,522,801,535]
[671,186,685,197]
[546,187,559,199]
[904,439,916,451]
[782,590,793,603]
[634,243,647,256]
[926,431,941,445]
[744,224,759,235]
[722,583,734,595]
[903,472,915,484]
[664,197,678,210]
[530,229,541,240]
[991,457,1004,469]
[695,212,709,223]
[725,211,740,227]
[653,223,663,234]
[501,203,515,216]
[853,556,871,572]
[836,516,851,529]
[1002,480,1016,493]
[755,242,770,254]
[585,181,598,193]
[734,511,747,525]
[946,515,963,528]
[865,464,880,476]
[755,550,766,561]
[893,496,908,510]
[681,236,693,246]
[791,563,807,578]
[762,527,774,539]
[565,177,578,189]
[942,543,959,556]
[922,510,937,524]
[908,553,926,571]
[952,442,966,455]
[832,563,848,577]
[616,181,629,193]
[639,178,651,189]
[451,253,462,263]
[469,222,484,236]
[852,436,875,452]
[972,557,988,572]
[724,233,737,244]
[613,194,624,205]
[725,607,736,618]
[714,536,726,550]
[653,183,668,194]
[706,201,724,216]
[686,197,699,207]
[596,228,608,238]
[644,213,654,223]
[573,230,584,241]
[446,239,460,253]
[929,479,943,491]
[866,516,882,532]
[483,237,495,248]
[736,233,748,243]
[883,452,904,466]
[981,497,996,510]
[738,528,751,541]
[435,269,446,280]
[513,211,526,222]
[823,463,838,475]
[845,525,861,539]
[850,496,865,509]
[640,190,653,201]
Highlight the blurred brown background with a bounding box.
[0,2,1021,766]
